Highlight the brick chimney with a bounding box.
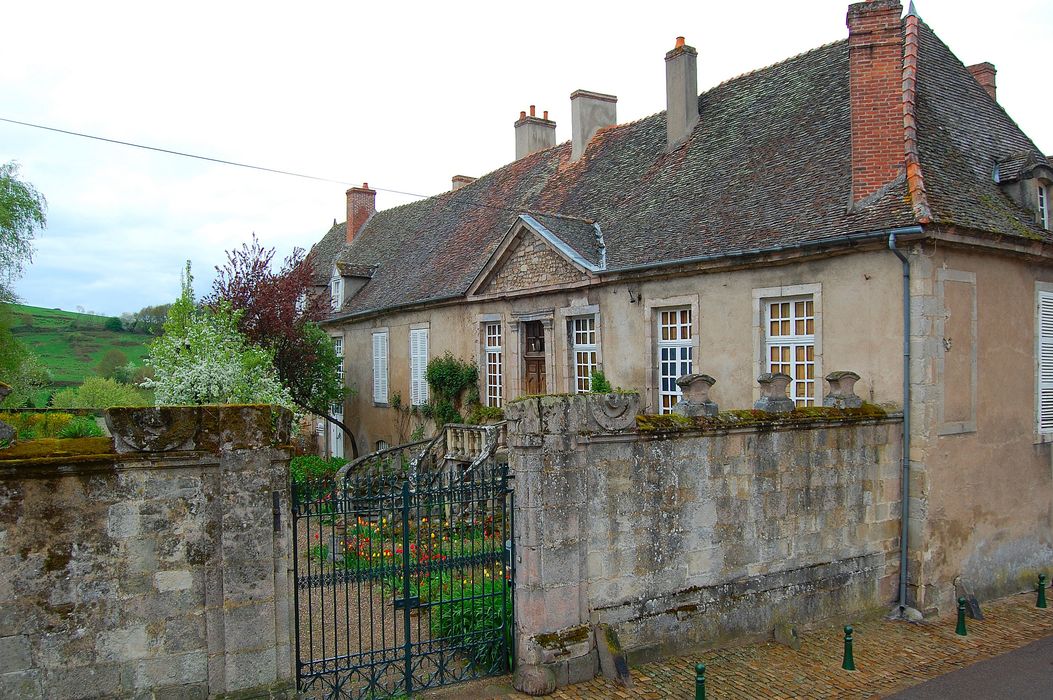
[451,175,476,191]
[967,62,997,101]
[346,183,376,244]
[570,90,617,161]
[847,0,905,204]
[514,105,557,160]
[665,36,699,151]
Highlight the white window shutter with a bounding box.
[373,332,388,404]
[410,328,429,405]
[1039,292,1053,433]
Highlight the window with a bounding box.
[485,322,503,407]
[572,316,598,393]
[332,336,344,385]
[372,330,388,404]
[657,308,693,413]
[765,297,815,406]
[1039,184,1050,230]
[1038,290,1053,434]
[330,274,343,311]
[410,328,429,406]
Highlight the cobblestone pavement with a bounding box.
[424,591,1052,699]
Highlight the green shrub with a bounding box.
[104,316,123,332]
[431,577,511,671]
[51,376,149,408]
[590,369,613,394]
[57,416,104,438]
[465,404,504,425]
[290,454,347,484]
[0,411,77,439]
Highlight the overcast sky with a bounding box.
[3,0,1050,317]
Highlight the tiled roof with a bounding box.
[524,212,604,269]
[314,19,1049,319]
[308,221,347,286]
[913,21,1051,240]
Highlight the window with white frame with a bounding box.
[330,274,343,311]
[765,297,815,406]
[332,336,344,385]
[484,322,503,407]
[657,308,693,413]
[372,330,388,404]
[572,316,598,393]
[410,328,429,406]
[1039,184,1050,230]
[1038,290,1053,434]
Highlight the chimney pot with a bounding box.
[570,89,618,161]
[520,110,526,119]
[514,107,556,160]
[665,38,699,151]
[543,110,548,120]
[967,62,997,101]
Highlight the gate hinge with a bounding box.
[272,491,281,533]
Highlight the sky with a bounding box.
[3,0,1051,317]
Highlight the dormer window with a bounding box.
[330,274,343,310]
[1039,183,1050,230]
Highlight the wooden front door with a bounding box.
[524,357,547,395]
[523,320,547,395]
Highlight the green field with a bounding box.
[2,303,154,404]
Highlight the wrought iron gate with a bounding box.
[292,450,514,699]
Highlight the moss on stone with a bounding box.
[637,403,891,433]
[534,624,591,649]
[0,437,114,461]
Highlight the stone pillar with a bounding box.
[506,393,639,691]
[823,371,864,408]
[754,373,795,413]
[672,373,718,417]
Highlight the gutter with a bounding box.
[888,227,924,616]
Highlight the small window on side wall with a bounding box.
[1039,183,1050,230]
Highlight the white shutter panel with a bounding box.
[1039,292,1053,433]
[410,329,429,405]
[373,332,388,404]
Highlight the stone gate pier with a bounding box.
[0,405,295,699]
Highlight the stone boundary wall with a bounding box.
[506,394,902,687]
[0,405,295,699]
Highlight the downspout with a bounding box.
[888,230,918,615]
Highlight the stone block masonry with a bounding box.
[506,394,903,687]
[0,405,296,699]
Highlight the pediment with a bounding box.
[468,215,600,296]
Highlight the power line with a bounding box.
[0,115,431,198]
[0,115,541,217]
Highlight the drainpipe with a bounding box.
[888,230,920,615]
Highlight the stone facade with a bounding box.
[506,394,902,685]
[483,232,587,294]
[0,405,295,699]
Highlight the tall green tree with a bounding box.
[0,161,47,303]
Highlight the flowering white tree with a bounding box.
[143,262,294,409]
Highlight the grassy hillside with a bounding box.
[2,303,154,405]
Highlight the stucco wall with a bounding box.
[0,406,295,699]
[504,394,902,683]
[333,248,904,454]
[907,243,1053,610]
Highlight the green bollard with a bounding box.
[842,625,856,671]
[956,596,968,635]
[1039,574,1048,609]
[695,662,706,700]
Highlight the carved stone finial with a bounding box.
[754,372,795,413]
[672,373,718,417]
[823,371,863,408]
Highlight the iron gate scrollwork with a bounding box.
[292,446,514,699]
